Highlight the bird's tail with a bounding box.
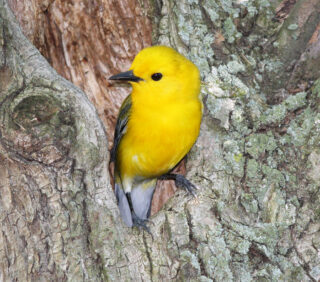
[115,178,157,227]
[130,178,157,220]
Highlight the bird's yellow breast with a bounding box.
[117,95,202,180]
[113,45,202,186]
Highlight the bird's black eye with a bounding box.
[151,73,162,81]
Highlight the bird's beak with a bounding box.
[109,70,143,82]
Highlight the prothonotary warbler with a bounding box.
[109,45,202,232]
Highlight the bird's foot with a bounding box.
[132,213,152,235]
[159,173,198,197]
[174,174,197,197]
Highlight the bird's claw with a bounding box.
[132,213,152,235]
[174,174,197,197]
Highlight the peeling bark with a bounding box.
[8,0,153,137]
[7,0,179,215]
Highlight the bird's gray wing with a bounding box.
[112,95,133,227]
[112,95,156,226]
[110,94,132,163]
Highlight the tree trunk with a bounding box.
[1,0,320,281]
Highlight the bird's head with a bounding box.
[109,46,200,102]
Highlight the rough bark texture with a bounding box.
[7,0,179,215]
[1,0,320,281]
[7,0,153,132]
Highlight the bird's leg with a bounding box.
[159,173,197,197]
[126,192,151,234]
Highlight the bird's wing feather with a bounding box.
[112,95,135,227]
[111,95,156,225]
[110,94,132,163]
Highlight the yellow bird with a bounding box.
[109,46,202,231]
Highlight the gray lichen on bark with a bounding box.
[155,0,320,281]
[1,0,320,281]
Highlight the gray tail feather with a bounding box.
[115,183,133,227]
[131,179,157,220]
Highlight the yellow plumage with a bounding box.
[110,46,202,230]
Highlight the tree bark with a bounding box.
[6,0,178,215]
[1,0,320,281]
